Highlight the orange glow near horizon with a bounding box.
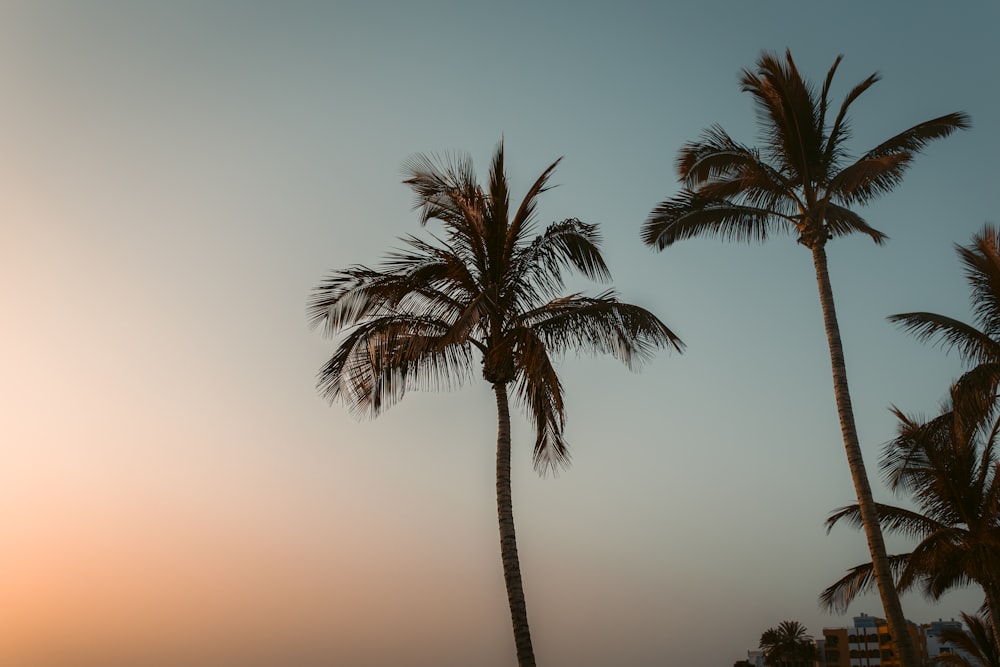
[0,490,412,665]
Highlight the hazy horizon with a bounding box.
[2,2,997,665]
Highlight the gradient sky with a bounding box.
[1,2,997,666]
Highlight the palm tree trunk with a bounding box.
[984,583,1000,655]
[495,382,536,667]
[811,245,918,667]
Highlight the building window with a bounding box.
[880,633,891,644]
[882,650,894,660]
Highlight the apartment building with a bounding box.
[820,613,927,667]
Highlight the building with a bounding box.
[742,614,970,667]
[819,613,927,667]
[924,618,972,664]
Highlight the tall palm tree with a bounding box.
[309,141,683,666]
[932,612,1000,667]
[759,620,817,667]
[821,402,1000,652]
[890,225,1000,427]
[640,49,969,667]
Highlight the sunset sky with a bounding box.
[1,2,998,666]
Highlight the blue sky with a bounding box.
[1,2,997,666]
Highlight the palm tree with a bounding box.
[640,49,969,667]
[932,612,1000,667]
[308,141,683,666]
[890,225,1000,427]
[759,620,817,667]
[821,402,1000,652]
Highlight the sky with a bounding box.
[0,1,997,666]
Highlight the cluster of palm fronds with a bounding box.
[759,620,818,667]
[641,50,969,667]
[822,226,1000,661]
[311,49,971,667]
[309,141,683,667]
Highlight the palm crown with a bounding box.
[642,49,969,250]
[759,620,817,667]
[822,402,1000,645]
[309,143,682,471]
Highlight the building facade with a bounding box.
[819,613,927,667]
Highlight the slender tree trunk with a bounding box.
[984,583,1000,655]
[494,382,536,667]
[810,245,918,667]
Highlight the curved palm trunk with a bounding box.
[811,245,918,667]
[494,382,536,667]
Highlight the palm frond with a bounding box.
[522,291,684,369]
[819,553,911,613]
[828,153,913,206]
[908,536,978,599]
[513,218,611,303]
[949,364,1000,434]
[308,238,474,337]
[642,191,791,249]
[889,312,1000,366]
[825,501,944,541]
[677,127,798,214]
[741,50,823,183]
[402,150,481,227]
[817,54,844,146]
[862,112,971,160]
[307,264,397,334]
[677,125,759,184]
[487,139,511,251]
[823,70,879,168]
[506,154,562,261]
[882,407,952,492]
[976,411,1000,482]
[696,176,797,215]
[511,329,568,473]
[316,315,475,417]
[823,203,888,244]
[383,235,480,298]
[960,226,1000,339]
[883,407,989,524]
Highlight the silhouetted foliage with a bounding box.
[932,612,999,667]
[642,48,968,667]
[759,620,817,667]
[891,225,1000,428]
[822,400,1000,652]
[310,140,682,667]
